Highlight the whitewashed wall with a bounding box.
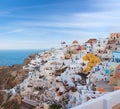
[72,90,120,109]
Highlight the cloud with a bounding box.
[0,0,120,49]
[12,9,120,31]
[0,39,60,49]
[0,11,11,16]
[2,0,120,30]
[7,29,25,33]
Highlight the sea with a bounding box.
[0,49,44,66]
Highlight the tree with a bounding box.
[49,104,62,109]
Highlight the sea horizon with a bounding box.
[0,49,44,66]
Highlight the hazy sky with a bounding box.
[0,0,120,49]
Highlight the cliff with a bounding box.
[0,64,29,90]
[0,54,37,109]
[0,53,37,90]
[0,90,21,109]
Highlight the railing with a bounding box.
[71,90,120,109]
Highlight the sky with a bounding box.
[0,0,120,49]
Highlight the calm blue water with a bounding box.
[0,50,43,66]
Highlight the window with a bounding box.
[118,69,120,73]
[98,44,101,47]
[115,58,120,63]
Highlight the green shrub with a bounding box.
[49,104,62,109]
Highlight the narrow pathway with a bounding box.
[96,80,114,92]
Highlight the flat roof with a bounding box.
[112,51,120,53]
[22,98,38,106]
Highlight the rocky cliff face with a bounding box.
[0,54,36,109]
[23,54,36,66]
[0,91,8,106]
[0,53,37,90]
[0,65,28,109]
[0,64,29,90]
[0,91,21,109]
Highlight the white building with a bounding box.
[93,38,108,54]
[72,90,120,109]
[112,51,120,63]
